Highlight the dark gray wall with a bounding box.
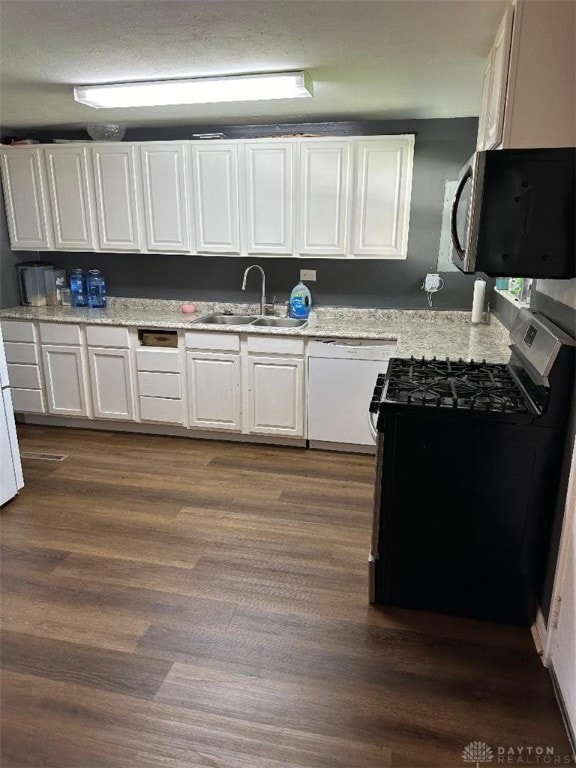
[1,118,490,309]
[0,184,33,308]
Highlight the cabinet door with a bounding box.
[91,144,141,251]
[140,143,191,252]
[476,57,493,151]
[247,356,304,437]
[88,347,135,421]
[191,144,240,254]
[298,141,350,255]
[483,6,514,150]
[245,142,293,254]
[44,145,96,250]
[351,137,414,258]
[41,344,89,417]
[186,352,241,430]
[0,149,53,250]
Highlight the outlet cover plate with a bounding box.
[300,269,316,282]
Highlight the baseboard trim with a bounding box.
[21,414,307,448]
[308,439,375,454]
[532,607,548,664]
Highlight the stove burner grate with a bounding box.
[384,357,531,414]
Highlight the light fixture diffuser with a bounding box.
[74,71,313,109]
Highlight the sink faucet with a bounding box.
[242,264,271,316]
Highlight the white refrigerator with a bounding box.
[0,325,24,505]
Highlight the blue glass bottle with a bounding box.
[70,268,87,307]
[87,269,107,308]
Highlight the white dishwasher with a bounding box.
[307,338,396,450]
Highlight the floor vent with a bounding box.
[20,451,68,462]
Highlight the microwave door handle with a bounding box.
[450,168,471,260]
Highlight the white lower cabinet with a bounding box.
[5,320,309,442]
[136,346,183,425]
[186,352,242,431]
[246,356,305,437]
[88,347,135,420]
[1,320,46,414]
[42,344,89,417]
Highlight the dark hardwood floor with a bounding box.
[0,425,572,768]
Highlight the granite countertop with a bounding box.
[0,298,512,363]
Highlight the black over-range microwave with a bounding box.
[451,147,575,278]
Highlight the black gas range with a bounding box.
[371,357,534,420]
[368,309,575,626]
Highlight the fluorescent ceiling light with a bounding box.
[74,71,313,109]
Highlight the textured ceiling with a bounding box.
[0,0,507,131]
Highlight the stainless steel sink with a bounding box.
[194,314,258,325]
[251,317,308,328]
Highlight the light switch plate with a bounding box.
[300,269,316,281]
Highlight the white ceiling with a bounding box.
[0,0,507,131]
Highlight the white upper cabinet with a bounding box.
[245,142,293,255]
[0,149,53,250]
[191,143,241,254]
[44,145,96,250]
[477,0,574,150]
[140,143,191,252]
[477,5,514,150]
[91,144,141,251]
[1,135,416,259]
[298,141,350,256]
[351,137,414,258]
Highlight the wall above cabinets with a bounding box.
[0,135,414,261]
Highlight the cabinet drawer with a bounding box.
[140,396,183,424]
[11,388,45,413]
[7,363,42,389]
[1,320,36,343]
[247,335,304,356]
[39,322,81,345]
[136,347,181,373]
[86,325,130,348]
[4,342,39,365]
[138,372,181,399]
[184,331,240,352]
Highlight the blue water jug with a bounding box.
[70,269,87,307]
[87,270,107,309]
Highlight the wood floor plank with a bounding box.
[1,425,572,768]
[1,630,173,700]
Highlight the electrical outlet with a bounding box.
[424,273,442,292]
[300,269,316,282]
